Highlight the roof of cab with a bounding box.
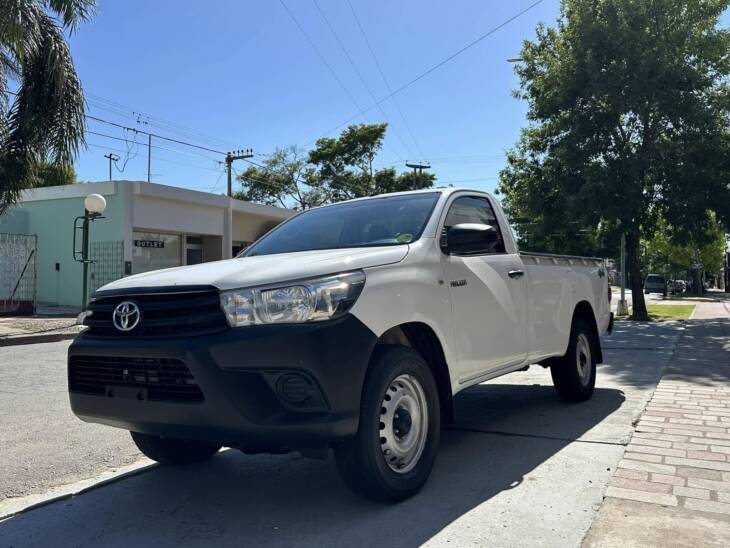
[325,186,491,206]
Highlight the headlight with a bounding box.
[219,270,365,327]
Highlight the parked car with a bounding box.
[69,188,612,501]
[644,274,667,295]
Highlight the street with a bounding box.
[1,320,684,547]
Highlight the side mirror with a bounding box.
[442,223,500,255]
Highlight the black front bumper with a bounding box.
[68,314,377,449]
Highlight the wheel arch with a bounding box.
[572,300,603,363]
[375,322,454,424]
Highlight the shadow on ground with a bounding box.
[0,384,625,547]
[664,318,730,387]
[598,321,685,389]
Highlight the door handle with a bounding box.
[508,269,524,279]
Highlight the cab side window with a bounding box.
[443,196,506,254]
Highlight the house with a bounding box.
[0,181,293,310]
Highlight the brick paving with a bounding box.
[605,313,730,517]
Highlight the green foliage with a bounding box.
[236,124,435,209]
[643,213,727,276]
[234,147,323,210]
[0,0,93,212]
[34,162,76,187]
[498,0,730,318]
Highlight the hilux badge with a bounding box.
[112,301,141,331]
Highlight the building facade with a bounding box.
[0,181,292,309]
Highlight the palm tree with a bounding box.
[0,0,94,212]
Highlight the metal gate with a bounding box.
[90,241,124,294]
[0,233,37,315]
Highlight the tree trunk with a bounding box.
[626,230,649,320]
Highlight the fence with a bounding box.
[0,233,37,315]
[90,240,124,295]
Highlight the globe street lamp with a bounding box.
[73,194,107,310]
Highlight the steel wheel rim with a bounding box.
[379,374,428,474]
[576,333,592,385]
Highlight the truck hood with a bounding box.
[98,246,409,293]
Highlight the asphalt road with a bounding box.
[0,341,142,500]
[0,322,683,547]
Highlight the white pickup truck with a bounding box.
[69,188,612,501]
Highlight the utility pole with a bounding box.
[147,134,152,183]
[225,149,254,197]
[104,153,119,182]
[405,161,431,175]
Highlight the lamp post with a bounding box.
[73,194,107,310]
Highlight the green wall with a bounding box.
[13,192,125,308]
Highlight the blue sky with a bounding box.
[69,0,561,195]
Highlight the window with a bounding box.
[443,196,506,254]
[243,193,440,257]
[132,231,181,274]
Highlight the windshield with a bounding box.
[647,275,665,284]
[243,193,440,257]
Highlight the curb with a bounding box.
[0,459,155,521]
[0,331,79,347]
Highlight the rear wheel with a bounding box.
[550,319,596,402]
[131,432,221,465]
[334,346,440,501]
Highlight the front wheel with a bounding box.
[550,319,597,402]
[334,346,440,501]
[131,432,221,465]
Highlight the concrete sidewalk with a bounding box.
[0,316,82,346]
[585,299,730,547]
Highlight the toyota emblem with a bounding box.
[112,301,141,332]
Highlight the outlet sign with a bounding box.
[134,240,165,249]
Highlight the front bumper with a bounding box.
[68,314,377,449]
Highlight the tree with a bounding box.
[0,0,93,213]
[498,0,730,320]
[643,213,727,279]
[35,162,76,187]
[308,123,391,202]
[377,169,436,195]
[237,124,436,209]
[235,147,324,210]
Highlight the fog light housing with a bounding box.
[277,373,315,404]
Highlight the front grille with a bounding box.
[69,355,204,402]
[84,286,228,338]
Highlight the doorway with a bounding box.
[185,236,203,265]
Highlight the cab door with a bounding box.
[440,195,528,382]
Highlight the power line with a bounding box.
[86,142,224,173]
[85,92,237,149]
[86,115,227,156]
[7,89,232,157]
[346,0,427,161]
[86,129,222,163]
[7,88,243,189]
[304,0,546,146]
[278,0,371,126]
[312,0,413,160]
[207,169,228,193]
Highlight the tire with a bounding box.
[130,431,221,465]
[550,319,597,402]
[334,345,440,502]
